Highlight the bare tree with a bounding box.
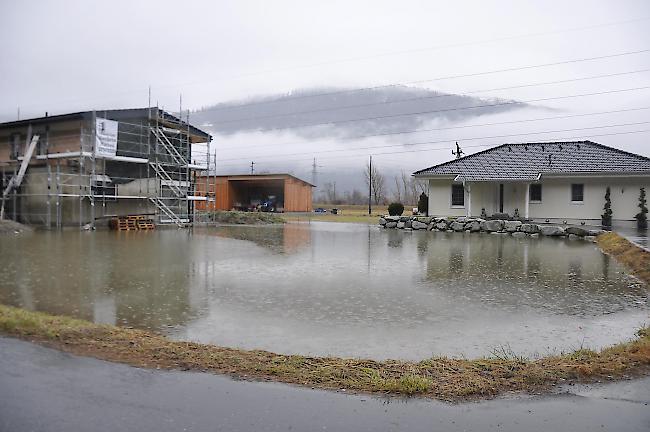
[350,189,364,205]
[323,182,337,204]
[393,175,402,202]
[364,162,386,205]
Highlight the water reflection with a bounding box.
[0,223,647,360]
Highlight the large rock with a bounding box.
[378,217,387,226]
[385,216,400,222]
[466,221,482,232]
[455,217,468,224]
[427,222,436,231]
[450,221,465,232]
[540,226,565,236]
[385,221,397,228]
[412,220,427,230]
[512,231,527,238]
[435,221,448,231]
[404,220,412,229]
[565,226,589,236]
[504,220,522,232]
[520,223,540,234]
[397,221,405,229]
[588,229,606,236]
[399,216,411,222]
[481,220,504,232]
[416,217,432,225]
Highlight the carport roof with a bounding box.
[413,141,650,181]
[203,173,315,187]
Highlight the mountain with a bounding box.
[191,85,527,139]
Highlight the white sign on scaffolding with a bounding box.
[95,118,118,157]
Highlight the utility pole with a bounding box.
[368,155,372,215]
[250,161,255,174]
[311,157,317,187]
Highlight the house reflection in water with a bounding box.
[422,232,639,315]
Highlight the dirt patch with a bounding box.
[1,304,648,401]
[0,219,33,235]
[597,232,650,285]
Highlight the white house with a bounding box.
[413,141,650,223]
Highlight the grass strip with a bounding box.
[597,232,650,285]
[1,304,648,401]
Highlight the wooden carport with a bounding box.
[195,173,314,212]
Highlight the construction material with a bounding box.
[109,215,155,231]
[1,133,39,220]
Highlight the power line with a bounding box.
[9,15,648,118]
[216,104,650,154]
[215,127,650,175]
[198,48,650,116]
[207,68,650,126]
[216,119,650,164]
[209,85,650,145]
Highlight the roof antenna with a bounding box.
[452,142,464,159]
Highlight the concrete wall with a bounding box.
[427,176,650,222]
[12,166,157,226]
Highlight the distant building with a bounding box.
[195,173,314,213]
[0,108,211,227]
[413,141,650,223]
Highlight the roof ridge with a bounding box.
[413,140,650,177]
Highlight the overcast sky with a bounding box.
[1,0,649,185]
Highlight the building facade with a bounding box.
[414,141,650,224]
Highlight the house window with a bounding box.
[571,183,584,202]
[451,184,465,207]
[530,184,542,202]
[10,133,22,159]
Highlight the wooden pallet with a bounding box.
[110,215,156,231]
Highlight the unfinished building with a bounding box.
[0,108,212,228]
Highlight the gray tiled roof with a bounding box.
[413,141,650,181]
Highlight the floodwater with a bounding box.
[0,222,648,360]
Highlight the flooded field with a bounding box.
[0,222,648,360]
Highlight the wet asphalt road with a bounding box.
[1,337,649,432]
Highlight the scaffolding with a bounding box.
[0,108,214,229]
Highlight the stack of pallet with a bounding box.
[109,215,155,231]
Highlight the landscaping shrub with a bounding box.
[417,193,428,215]
[636,187,648,229]
[388,202,404,216]
[601,186,612,227]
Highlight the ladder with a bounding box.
[151,127,187,166]
[148,197,186,227]
[148,162,184,197]
[1,134,40,220]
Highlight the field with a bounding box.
[282,204,417,224]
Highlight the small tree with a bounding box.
[635,187,648,229]
[601,186,612,227]
[417,192,428,215]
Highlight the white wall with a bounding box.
[428,179,467,217]
[427,176,650,221]
[529,177,649,222]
